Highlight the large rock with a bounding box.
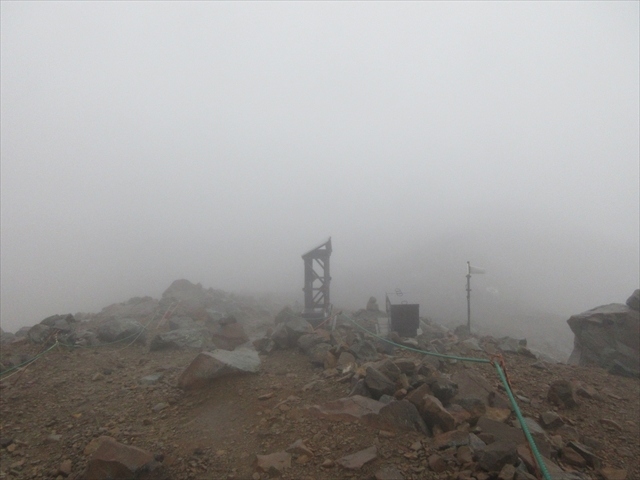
[97,318,145,344]
[567,299,639,377]
[86,436,165,480]
[177,348,260,389]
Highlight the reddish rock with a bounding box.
[86,437,162,480]
[419,394,456,432]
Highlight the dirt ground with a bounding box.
[0,334,638,480]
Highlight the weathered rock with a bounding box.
[336,445,377,470]
[210,322,249,350]
[27,324,52,344]
[149,328,207,351]
[168,315,196,330]
[567,441,602,469]
[371,359,402,382]
[97,318,145,344]
[476,417,525,445]
[433,430,470,449]
[95,296,159,323]
[477,440,518,472]
[567,301,640,377]
[497,463,516,480]
[308,396,427,434]
[254,451,291,475]
[392,358,416,374]
[86,437,165,480]
[349,379,372,398]
[308,343,332,366]
[373,400,429,435]
[365,367,396,399]
[429,377,458,405]
[451,371,510,410]
[350,339,379,361]
[418,394,455,432]
[539,411,564,430]
[427,453,447,472]
[178,348,260,389]
[547,380,579,408]
[453,395,487,422]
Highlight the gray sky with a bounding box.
[1,2,638,333]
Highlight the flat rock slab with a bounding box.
[308,395,385,421]
[255,451,291,475]
[178,348,260,389]
[337,445,377,470]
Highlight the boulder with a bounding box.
[97,318,145,344]
[567,299,639,377]
[177,348,260,389]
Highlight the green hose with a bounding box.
[493,361,552,480]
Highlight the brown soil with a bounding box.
[1,336,638,480]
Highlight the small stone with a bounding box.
[258,392,275,400]
[152,403,168,413]
[321,459,335,468]
[58,459,72,477]
[497,463,516,480]
[92,373,105,381]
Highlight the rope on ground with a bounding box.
[343,313,552,480]
[0,340,60,380]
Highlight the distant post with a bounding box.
[466,261,486,332]
[466,261,472,331]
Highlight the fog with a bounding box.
[1,2,638,343]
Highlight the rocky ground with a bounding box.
[0,322,638,480]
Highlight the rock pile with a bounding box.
[250,308,620,479]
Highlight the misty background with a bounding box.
[1,2,638,356]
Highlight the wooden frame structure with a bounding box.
[301,237,332,319]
